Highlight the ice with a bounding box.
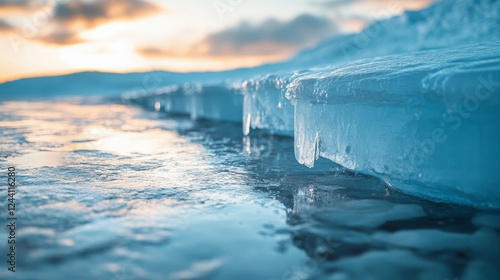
[188,84,243,122]
[120,0,500,208]
[241,73,296,136]
[312,199,425,229]
[472,213,500,229]
[2,0,500,278]
[320,250,452,280]
[287,42,500,208]
[125,83,243,122]
[291,0,500,67]
[371,228,500,279]
[126,85,190,115]
[125,74,296,135]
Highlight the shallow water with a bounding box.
[0,100,499,280]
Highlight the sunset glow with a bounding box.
[0,0,433,82]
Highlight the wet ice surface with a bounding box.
[0,100,499,280]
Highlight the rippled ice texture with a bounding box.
[0,100,499,280]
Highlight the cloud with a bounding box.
[0,19,14,32]
[38,0,162,45]
[310,0,434,32]
[36,27,83,45]
[0,0,35,9]
[0,0,162,45]
[204,15,336,56]
[311,0,355,9]
[0,0,45,14]
[51,0,160,29]
[139,14,337,59]
[139,47,178,57]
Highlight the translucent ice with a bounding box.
[187,84,243,122]
[125,83,243,122]
[241,74,296,136]
[286,42,500,208]
[121,0,500,208]
[126,85,191,115]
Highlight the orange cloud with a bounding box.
[0,0,162,45]
[51,0,161,29]
[0,0,44,15]
[138,14,338,61]
[0,19,14,32]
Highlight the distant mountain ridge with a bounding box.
[1,0,498,98]
[0,70,239,98]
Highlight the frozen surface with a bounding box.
[241,73,298,136]
[125,83,243,122]
[1,100,499,280]
[286,42,500,208]
[121,0,500,208]
[1,0,499,279]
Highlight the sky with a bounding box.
[0,0,433,82]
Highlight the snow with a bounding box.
[122,0,500,208]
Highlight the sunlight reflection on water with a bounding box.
[0,100,499,280]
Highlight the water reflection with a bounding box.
[0,101,304,279]
[9,151,65,168]
[172,112,500,280]
[0,100,499,280]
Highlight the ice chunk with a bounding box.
[312,199,425,229]
[126,85,192,115]
[124,83,243,123]
[160,85,192,115]
[287,42,500,208]
[322,250,451,280]
[371,228,500,279]
[472,213,500,229]
[187,84,243,122]
[241,74,296,136]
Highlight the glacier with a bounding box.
[122,0,500,208]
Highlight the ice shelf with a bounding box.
[125,83,243,122]
[122,0,500,208]
[286,42,500,208]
